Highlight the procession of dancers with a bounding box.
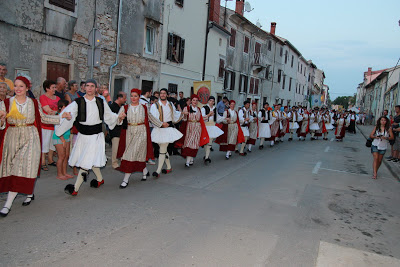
[0,77,359,217]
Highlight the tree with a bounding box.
[333,96,351,109]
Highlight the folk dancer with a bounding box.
[280,106,289,142]
[150,88,183,178]
[0,76,70,216]
[58,79,126,196]
[315,108,327,139]
[269,105,281,146]
[117,89,165,188]
[309,108,320,140]
[201,96,224,164]
[347,111,357,134]
[258,102,274,149]
[323,111,334,140]
[298,109,309,141]
[178,94,209,167]
[246,102,259,152]
[287,106,299,141]
[237,101,252,156]
[215,100,245,159]
[335,113,347,141]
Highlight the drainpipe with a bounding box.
[202,0,211,81]
[108,0,123,92]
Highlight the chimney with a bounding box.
[270,22,276,35]
[235,0,244,16]
[367,67,372,76]
[209,0,221,24]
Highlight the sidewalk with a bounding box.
[357,124,400,181]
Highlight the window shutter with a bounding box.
[218,59,225,78]
[224,71,229,89]
[167,33,174,61]
[244,76,248,93]
[230,72,235,91]
[50,0,75,12]
[244,37,249,53]
[179,38,185,63]
[255,79,259,95]
[249,77,254,94]
[230,29,236,47]
[239,75,243,92]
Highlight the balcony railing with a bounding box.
[252,52,268,67]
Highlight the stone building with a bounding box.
[0,0,163,98]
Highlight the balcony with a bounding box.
[252,52,268,67]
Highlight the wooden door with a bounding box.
[47,61,69,82]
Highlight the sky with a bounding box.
[225,0,400,100]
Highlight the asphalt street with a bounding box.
[1,130,400,266]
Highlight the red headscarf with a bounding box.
[191,94,199,100]
[130,88,141,95]
[15,76,31,89]
[229,100,236,105]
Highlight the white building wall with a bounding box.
[160,0,207,95]
[278,45,300,106]
[296,58,308,106]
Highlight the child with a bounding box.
[53,99,74,180]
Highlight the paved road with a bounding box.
[1,130,400,266]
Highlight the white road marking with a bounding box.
[330,138,334,142]
[312,161,322,174]
[324,146,330,152]
[319,167,397,182]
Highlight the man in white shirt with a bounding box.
[238,101,252,156]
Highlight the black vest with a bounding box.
[203,105,217,122]
[260,109,270,123]
[74,97,105,135]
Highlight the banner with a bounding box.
[193,81,211,105]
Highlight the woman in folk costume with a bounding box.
[335,113,347,141]
[150,88,183,178]
[347,111,357,134]
[117,89,165,188]
[57,79,126,196]
[298,109,309,141]
[177,94,209,167]
[237,100,252,156]
[323,110,334,140]
[279,106,289,142]
[315,108,327,139]
[201,96,223,164]
[258,102,274,149]
[246,101,259,152]
[309,108,320,140]
[268,105,281,146]
[215,100,245,159]
[287,106,299,141]
[0,76,71,217]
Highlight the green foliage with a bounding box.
[332,93,356,109]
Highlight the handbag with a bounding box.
[366,138,372,148]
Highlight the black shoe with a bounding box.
[64,184,78,196]
[210,147,214,152]
[185,163,190,168]
[22,194,35,206]
[152,172,160,178]
[288,138,293,141]
[235,150,239,154]
[119,181,129,188]
[225,155,230,160]
[204,158,211,164]
[259,145,264,150]
[239,152,247,156]
[82,171,88,182]
[0,207,11,217]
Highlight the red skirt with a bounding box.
[119,160,146,173]
[219,144,236,151]
[181,147,198,158]
[0,176,36,195]
[246,138,256,145]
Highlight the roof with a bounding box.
[364,68,386,86]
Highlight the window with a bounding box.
[284,51,288,64]
[167,33,185,63]
[249,78,254,94]
[249,78,260,95]
[282,75,286,89]
[289,78,292,91]
[49,0,75,12]
[291,55,294,68]
[268,40,272,51]
[239,74,248,93]
[168,83,178,94]
[265,65,271,80]
[244,36,249,53]
[145,26,155,55]
[224,70,235,91]
[277,69,282,83]
[218,58,225,78]
[280,47,283,57]
[254,42,261,64]
[300,64,303,73]
[230,28,236,47]
[175,0,183,7]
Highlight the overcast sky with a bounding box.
[225,0,400,100]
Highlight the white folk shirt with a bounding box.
[139,96,151,109]
[201,104,216,123]
[239,107,252,126]
[150,100,181,124]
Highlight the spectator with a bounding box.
[150,96,157,105]
[78,81,86,97]
[101,84,112,104]
[65,80,79,103]
[217,96,229,116]
[55,77,67,100]
[95,84,106,102]
[0,63,14,93]
[168,92,178,109]
[153,91,160,99]
[383,109,390,121]
[178,91,186,111]
[39,80,60,170]
[389,105,400,163]
[369,116,394,179]
[139,87,152,108]
[0,82,9,101]
[109,91,127,169]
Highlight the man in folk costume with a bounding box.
[335,113,347,141]
[323,110,334,140]
[116,89,165,188]
[0,76,71,217]
[258,102,274,149]
[287,106,299,141]
[269,104,281,146]
[215,100,245,159]
[57,79,126,196]
[201,96,224,164]
[315,108,327,139]
[347,111,357,134]
[177,94,209,167]
[279,106,289,142]
[246,101,259,152]
[298,109,309,141]
[296,106,304,140]
[139,87,156,165]
[150,88,183,178]
[237,101,252,156]
[309,108,320,140]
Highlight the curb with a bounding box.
[356,125,399,181]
